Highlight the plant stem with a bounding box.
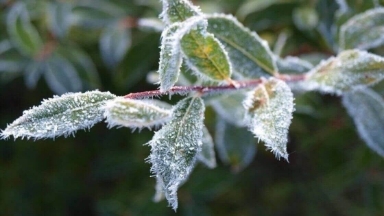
[124,74,306,99]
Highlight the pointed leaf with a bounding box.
[148,97,205,210]
[343,88,384,157]
[340,8,384,50]
[206,14,277,77]
[160,0,201,24]
[181,27,232,82]
[7,3,43,56]
[276,56,313,74]
[197,127,216,169]
[104,97,171,129]
[1,91,116,140]
[243,77,294,161]
[100,21,131,68]
[304,50,384,95]
[215,119,256,172]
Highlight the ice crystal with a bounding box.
[148,97,205,210]
[243,78,294,161]
[160,0,201,24]
[1,90,116,140]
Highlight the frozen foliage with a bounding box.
[340,8,384,50]
[148,97,205,210]
[181,26,233,82]
[243,78,294,161]
[303,50,384,95]
[197,127,217,169]
[276,56,314,74]
[1,90,116,140]
[215,119,256,172]
[206,14,277,77]
[160,0,201,24]
[158,17,206,91]
[104,97,171,129]
[342,88,384,157]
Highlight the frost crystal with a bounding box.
[1,90,116,140]
[148,97,205,210]
[340,8,384,50]
[104,97,171,129]
[342,88,384,157]
[302,50,384,95]
[243,78,294,161]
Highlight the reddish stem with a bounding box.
[124,74,306,99]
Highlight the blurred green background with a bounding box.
[1,0,384,215]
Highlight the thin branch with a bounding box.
[124,74,306,99]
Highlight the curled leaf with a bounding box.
[342,88,384,157]
[148,97,205,210]
[303,50,384,95]
[243,78,294,161]
[1,91,116,140]
[104,97,171,129]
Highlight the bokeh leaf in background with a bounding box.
[342,87,384,157]
[339,8,384,50]
[197,127,216,169]
[215,118,256,172]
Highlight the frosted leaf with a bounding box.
[104,97,171,129]
[276,56,314,74]
[160,0,201,24]
[153,176,165,202]
[302,50,384,95]
[1,90,116,140]
[148,97,205,210]
[197,126,216,169]
[206,14,277,77]
[181,29,232,82]
[215,118,256,172]
[340,8,384,50]
[158,17,206,91]
[243,78,294,161]
[342,88,384,157]
[210,91,248,127]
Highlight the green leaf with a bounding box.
[276,56,313,74]
[158,23,184,92]
[210,91,248,127]
[6,3,43,56]
[181,27,232,82]
[148,97,205,210]
[104,97,171,129]
[197,127,216,169]
[342,88,384,157]
[206,14,277,77]
[215,119,256,172]
[1,91,116,140]
[100,21,131,68]
[339,8,384,50]
[243,77,294,161]
[303,50,384,95]
[47,2,72,39]
[160,0,201,24]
